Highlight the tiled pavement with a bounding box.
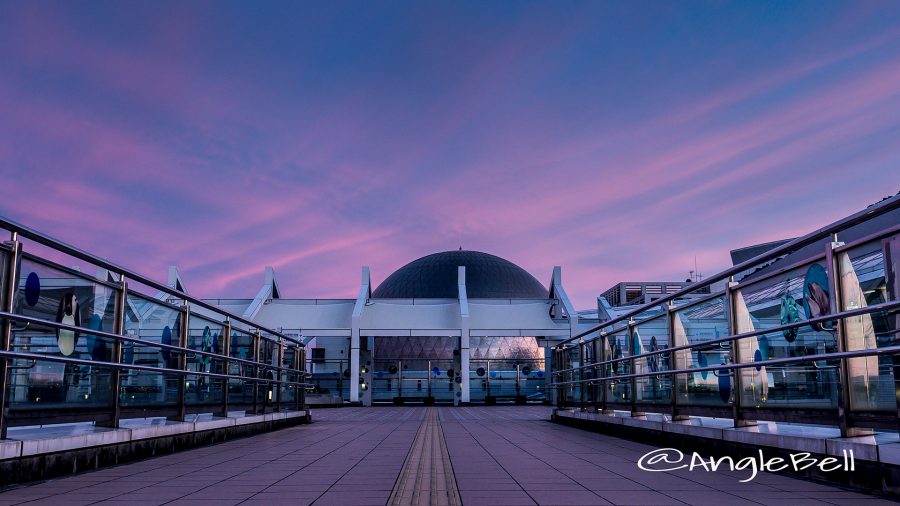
[0,406,894,505]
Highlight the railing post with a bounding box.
[726,277,752,427]
[826,234,868,437]
[667,303,687,421]
[219,318,231,418]
[589,338,599,412]
[427,360,432,399]
[578,339,585,410]
[99,276,126,428]
[553,348,563,408]
[169,302,189,422]
[275,338,284,412]
[252,331,261,414]
[628,319,643,417]
[549,350,556,407]
[887,236,900,427]
[0,233,22,439]
[486,359,492,400]
[294,345,306,411]
[398,359,403,399]
[599,332,608,413]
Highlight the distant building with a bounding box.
[598,281,705,307]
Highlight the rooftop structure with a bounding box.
[372,250,549,299]
[1,195,899,501]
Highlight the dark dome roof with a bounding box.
[372,250,549,299]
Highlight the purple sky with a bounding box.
[1,2,899,308]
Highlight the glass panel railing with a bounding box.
[604,326,630,404]
[8,258,119,411]
[0,222,309,432]
[563,345,580,404]
[281,346,298,404]
[632,308,671,405]
[227,328,256,406]
[840,237,898,412]
[122,293,183,408]
[734,261,839,410]
[257,334,278,407]
[373,359,400,402]
[582,339,599,406]
[185,313,225,407]
[672,295,731,408]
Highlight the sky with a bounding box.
[1,1,899,308]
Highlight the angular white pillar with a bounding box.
[545,344,555,405]
[458,266,471,404]
[362,335,374,407]
[350,267,370,404]
[350,332,360,403]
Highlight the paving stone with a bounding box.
[0,406,890,505]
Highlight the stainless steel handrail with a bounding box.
[550,343,900,386]
[0,215,303,347]
[0,312,308,376]
[556,194,900,347]
[0,350,312,388]
[550,298,900,376]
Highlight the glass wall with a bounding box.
[121,293,183,408]
[632,306,671,405]
[9,257,117,411]
[840,235,899,412]
[734,262,839,410]
[672,294,731,407]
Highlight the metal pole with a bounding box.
[0,234,21,439]
[628,320,641,417]
[599,332,608,413]
[667,303,686,421]
[170,302,189,422]
[301,347,306,411]
[398,360,403,400]
[591,339,600,412]
[219,318,231,418]
[553,350,562,408]
[578,341,585,410]
[827,234,864,437]
[486,359,491,399]
[276,338,284,412]
[101,277,126,428]
[252,332,261,414]
[726,277,750,427]
[427,360,432,399]
[516,363,522,400]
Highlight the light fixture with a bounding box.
[267,390,273,401]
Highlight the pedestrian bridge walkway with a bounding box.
[0,407,890,506]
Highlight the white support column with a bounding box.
[545,344,555,405]
[350,267,371,404]
[549,266,577,406]
[551,266,579,340]
[458,266,471,404]
[363,335,374,407]
[350,332,360,403]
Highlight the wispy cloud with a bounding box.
[0,2,898,307]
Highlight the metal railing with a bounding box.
[0,217,312,437]
[551,194,900,436]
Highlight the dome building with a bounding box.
[372,251,548,369]
[204,249,593,405]
[372,250,549,299]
